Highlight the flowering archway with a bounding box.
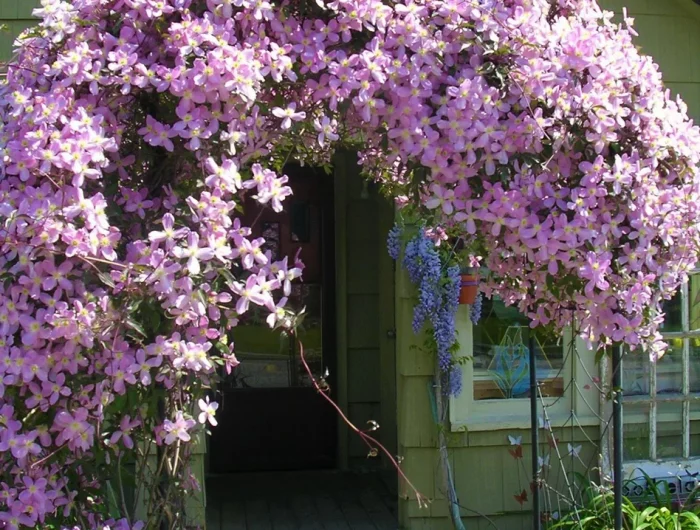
[1,0,699,528]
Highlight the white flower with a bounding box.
[271,103,306,130]
[172,232,215,275]
[198,397,219,426]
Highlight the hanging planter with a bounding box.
[459,267,479,305]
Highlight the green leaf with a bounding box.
[218,267,237,289]
[109,394,128,414]
[215,341,230,355]
[104,481,122,520]
[145,307,161,333]
[195,289,208,309]
[0,271,13,288]
[125,317,147,338]
[97,272,116,288]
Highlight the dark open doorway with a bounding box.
[208,165,337,472]
[204,158,399,530]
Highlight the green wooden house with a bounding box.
[3,1,700,528]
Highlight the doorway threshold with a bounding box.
[205,469,398,529]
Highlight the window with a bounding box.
[450,295,600,432]
[623,270,700,462]
[472,296,564,401]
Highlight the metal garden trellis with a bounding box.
[528,338,624,530]
[529,334,542,530]
[613,345,623,530]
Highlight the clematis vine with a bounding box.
[0,0,698,528]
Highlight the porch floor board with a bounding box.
[205,471,398,530]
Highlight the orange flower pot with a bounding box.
[459,273,478,305]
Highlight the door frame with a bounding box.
[333,154,349,469]
[332,151,397,470]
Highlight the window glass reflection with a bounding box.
[473,296,564,400]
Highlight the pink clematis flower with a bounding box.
[109,415,140,449]
[163,411,196,445]
[172,232,215,275]
[271,103,306,130]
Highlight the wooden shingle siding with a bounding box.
[0,0,38,19]
[0,0,39,62]
[605,0,700,121]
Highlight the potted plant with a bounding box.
[459,265,479,305]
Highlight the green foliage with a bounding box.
[551,481,700,530]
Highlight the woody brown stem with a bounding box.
[295,336,429,508]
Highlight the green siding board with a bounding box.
[400,448,437,516]
[599,0,700,121]
[334,152,350,470]
[669,0,700,24]
[601,0,684,15]
[395,295,433,378]
[467,425,599,448]
[0,0,39,19]
[402,514,536,530]
[453,447,505,515]
[346,201,379,242]
[347,294,379,349]
[347,348,381,403]
[348,402,381,458]
[400,517,452,530]
[0,1,18,19]
[473,514,529,530]
[378,194,398,464]
[346,240,379,294]
[16,1,38,19]
[631,15,696,83]
[0,0,39,65]
[397,376,437,448]
[0,27,13,62]
[0,21,33,62]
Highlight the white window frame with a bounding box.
[622,270,700,475]
[449,305,601,432]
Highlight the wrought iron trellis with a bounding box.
[613,345,623,530]
[529,334,542,530]
[526,329,625,530]
[436,292,699,529]
[520,272,700,530]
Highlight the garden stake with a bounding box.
[612,344,623,530]
[529,334,541,530]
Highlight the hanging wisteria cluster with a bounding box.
[1,0,699,527]
[470,292,483,325]
[389,225,462,396]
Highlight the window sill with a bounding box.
[450,412,600,433]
